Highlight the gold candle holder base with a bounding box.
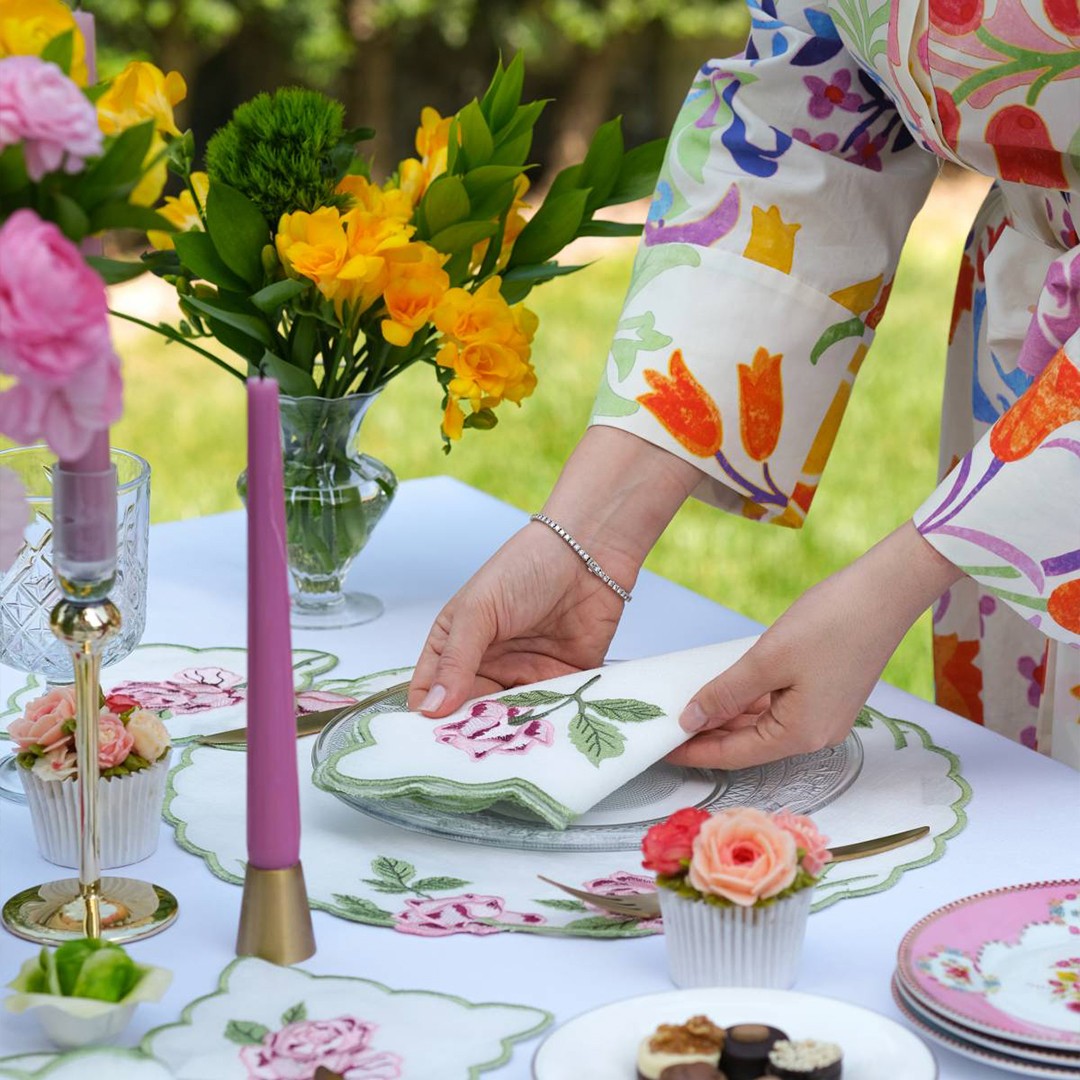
[2,876,178,946]
[236,862,316,965]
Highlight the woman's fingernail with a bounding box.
[680,701,707,732]
[419,684,446,713]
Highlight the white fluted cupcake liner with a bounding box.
[21,753,171,869]
[659,886,814,989]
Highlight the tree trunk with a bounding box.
[343,3,396,180]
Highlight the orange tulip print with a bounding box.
[637,349,723,457]
[737,347,783,461]
[933,632,984,725]
[989,349,1080,462]
[1048,580,1080,635]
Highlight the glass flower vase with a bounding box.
[239,393,397,629]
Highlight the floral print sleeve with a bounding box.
[914,333,1080,646]
[589,0,940,526]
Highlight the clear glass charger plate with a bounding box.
[311,681,863,852]
[532,987,937,1080]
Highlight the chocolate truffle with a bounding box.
[766,1038,843,1079]
[718,1024,788,1080]
[636,1015,726,1080]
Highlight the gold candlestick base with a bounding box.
[236,862,316,965]
[2,876,178,946]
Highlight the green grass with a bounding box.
[107,216,962,703]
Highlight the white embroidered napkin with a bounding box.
[312,637,758,829]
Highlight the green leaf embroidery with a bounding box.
[368,856,416,889]
[331,894,395,925]
[569,712,624,766]
[587,698,664,723]
[224,1020,270,1045]
[280,1002,307,1025]
[534,898,589,912]
[412,877,471,893]
[499,689,567,707]
[562,915,644,935]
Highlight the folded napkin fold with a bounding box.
[312,637,757,829]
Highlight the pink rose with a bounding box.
[0,210,122,460]
[394,893,546,937]
[0,466,30,573]
[8,686,77,754]
[774,810,830,877]
[433,700,555,760]
[687,807,798,906]
[97,710,134,769]
[238,1016,403,1080]
[0,56,103,180]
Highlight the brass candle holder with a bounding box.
[2,465,178,945]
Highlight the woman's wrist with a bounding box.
[538,426,701,587]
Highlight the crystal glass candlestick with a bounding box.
[2,462,177,946]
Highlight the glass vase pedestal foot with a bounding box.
[291,589,383,630]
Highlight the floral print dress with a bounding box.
[591,0,1080,766]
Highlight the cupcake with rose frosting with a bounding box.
[9,687,172,868]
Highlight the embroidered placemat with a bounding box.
[0,957,551,1079]
[163,666,970,938]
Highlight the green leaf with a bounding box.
[427,220,497,256]
[462,408,498,430]
[468,183,516,225]
[421,176,470,236]
[579,117,624,213]
[51,193,89,242]
[224,1020,271,1046]
[499,277,535,305]
[490,131,533,168]
[569,712,624,766]
[462,165,526,200]
[289,314,319,371]
[497,100,547,146]
[251,278,310,314]
[586,698,665,723]
[501,262,587,286]
[534,898,589,912]
[576,220,643,238]
[280,1002,307,1025]
[182,293,274,348]
[499,689,567,707]
[259,350,317,396]
[87,202,172,235]
[206,182,270,289]
[77,121,155,206]
[331,894,395,925]
[507,188,590,269]
[545,164,583,202]
[479,57,505,120]
[87,255,148,285]
[412,876,470,892]
[489,52,525,132]
[370,856,415,886]
[562,915,643,935]
[0,144,29,196]
[174,232,251,291]
[606,138,667,206]
[455,101,494,169]
[40,30,74,76]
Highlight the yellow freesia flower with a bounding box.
[0,0,88,85]
[391,105,454,206]
[392,159,426,211]
[97,61,187,138]
[336,175,413,223]
[335,209,415,313]
[432,277,521,346]
[147,172,209,251]
[442,395,466,441]
[276,206,349,300]
[380,243,449,347]
[441,338,537,408]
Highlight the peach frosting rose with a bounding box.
[687,807,798,906]
[97,710,134,769]
[126,709,170,763]
[8,686,76,753]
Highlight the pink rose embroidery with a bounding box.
[239,1016,402,1080]
[434,700,554,760]
[295,689,358,714]
[110,666,247,713]
[0,56,103,179]
[0,210,121,460]
[8,686,77,754]
[394,893,546,937]
[582,870,662,929]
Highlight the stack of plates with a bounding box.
[892,880,1080,1078]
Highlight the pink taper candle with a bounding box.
[55,9,114,572]
[246,377,302,869]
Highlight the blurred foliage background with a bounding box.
[82,0,986,703]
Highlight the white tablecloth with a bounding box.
[1,476,1077,1076]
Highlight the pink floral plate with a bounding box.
[896,881,1080,1051]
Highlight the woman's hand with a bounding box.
[408,426,701,716]
[667,521,963,769]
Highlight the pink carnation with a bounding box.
[0,210,122,459]
[97,710,134,769]
[0,56,103,180]
[774,810,830,876]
